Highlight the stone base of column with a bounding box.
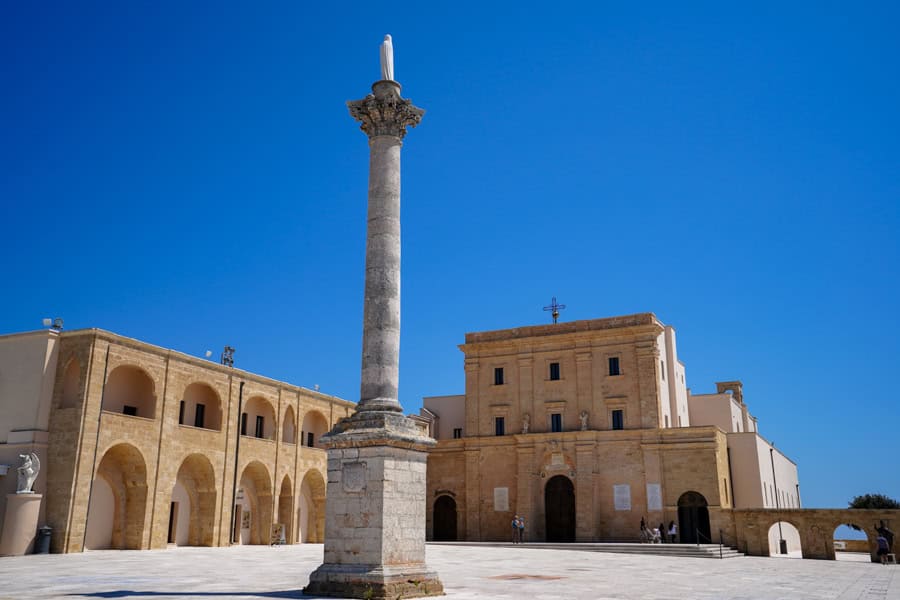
[0,493,42,556]
[305,411,443,599]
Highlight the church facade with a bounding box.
[419,313,800,544]
[0,327,354,553]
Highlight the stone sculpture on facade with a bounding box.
[16,453,39,494]
[580,410,589,431]
[521,413,530,434]
[380,34,394,81]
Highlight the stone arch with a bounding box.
[86,443,149,549]
[169,453,217,546]
[545,475,575,542]
[767,521,803,557]
[180,383,222,431]
[243,396,276,440]
[282,405,297,444]
[277,475,293,544]
[677,491,711,544]
[433,495,458,541]
[301,410,329,448]
[299,469,326,543]
[59,357,81,409]
[833,522,872,561]
[104,365,156,419]
[236,461,273,545]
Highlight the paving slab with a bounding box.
[0,543,897,600]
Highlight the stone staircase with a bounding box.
[428,541,745,559]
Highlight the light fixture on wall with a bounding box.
[42,317,64,330]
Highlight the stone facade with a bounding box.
[0,327,354,553]
[421,313,799,547]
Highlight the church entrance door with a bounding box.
[433,495,457,541]
[545,475,575,542]
[677,491,711,544]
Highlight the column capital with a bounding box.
[348,80,424,139]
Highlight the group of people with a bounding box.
[511,515,526,543]
[640,517,678,543]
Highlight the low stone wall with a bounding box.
[834,539,869,553]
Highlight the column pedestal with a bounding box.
[305,412,443,599]
[0,493,42,556]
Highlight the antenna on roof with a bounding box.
[543,297,566,324]
[221,346,235,367]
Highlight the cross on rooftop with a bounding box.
[543,297,566,324]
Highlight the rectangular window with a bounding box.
[549,362,560,381]
[661,361,665,380]
[123,405,137,417]
[307,432,314,447]
[240,412,248,436]
[608,357,620,376]
[178,401,185,425]
[495,417,505,436]
[611,409,624,430]
[194,403,206,428]
[550,413,562,432]
[453,428,462,439]
[494,367,504,385]
[255,415,265,438]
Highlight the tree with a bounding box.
[848,493,900,509]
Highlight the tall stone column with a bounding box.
[305,57,442,599]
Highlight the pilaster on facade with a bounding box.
[634,339,662,430]
[463,358,480,437]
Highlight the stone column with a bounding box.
[304,79,441,599]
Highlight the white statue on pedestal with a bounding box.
[16,453,40,494]
[380,34,394,81]
[580,410,589,431]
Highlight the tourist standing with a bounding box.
[668,521,678,543]
[658,523,666,543]
[876,533,890,564]
[518,515,526,543]
[512,515,520,543]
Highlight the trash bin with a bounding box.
[33,526,51,554]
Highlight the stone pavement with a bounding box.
[0,543,897,600]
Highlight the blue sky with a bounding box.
[2,2,898,511]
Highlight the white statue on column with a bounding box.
[16,453,40,494]
[380,34,394,81]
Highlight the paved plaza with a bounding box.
[0,544,896,600]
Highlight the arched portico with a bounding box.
[169,453,217,546]
[85,443,149,550]
[299,469,326,542]
[104,365,156,418]
[278,475,293,544]
[236,461,272,545]
[301,410,329,448]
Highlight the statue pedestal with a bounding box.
[305,412,443,599]
[0,493,42,556]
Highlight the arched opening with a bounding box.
[301,410,329,448]
[767,521,803,558]
[242,397,276,440]
[104,365,156,418]
[833,523,871,562]
[236,461,272,545]
[299,469,326,543]
[60,358,81,409]
[277,476,293,544]
[282,406,297,444]
[433,495,457,541]
[677,491,710,544]
[85,443,148,549]
[180,383,222,431]
[544,475,575,542]
[169,454,217,547]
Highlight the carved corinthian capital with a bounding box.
[348,80,424,139]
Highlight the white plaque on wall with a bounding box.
[494,487,509,512]
[647,483,662,511]
[613,484,631,511]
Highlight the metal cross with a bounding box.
[543,297,566,324]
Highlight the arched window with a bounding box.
[242,397,276,440]
[104,366,156,419]
[60,358,81,409]
[301,410,328,448]
[180,383,222,431]
[282,406,297,444]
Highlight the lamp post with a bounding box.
[770,446,787,554]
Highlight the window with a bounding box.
[194,403,206,428]
[495,417,505,436]
[123,405,137,417]
[549,362,560,381]
[550,413,562,432]
[240,412,248,436]
[661,361,665,379]
[178,401,185,425]
[255,415,265,438]
[307,432,314,447]
[611,409,624,430]
[608,357,620,376]
[494,367,504,385]
[452,428,462,439]
[664,415,669,428]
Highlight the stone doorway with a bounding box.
[433,496,457,541]
[545,475,575,542]
[677,491,710,544]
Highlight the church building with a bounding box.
[418,312,800,544]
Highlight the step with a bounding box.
[429,541,745,559]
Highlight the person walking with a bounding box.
[512,515,521,544]
[658,523,666,543]
[876,533,890,564]
[517,515,526,543]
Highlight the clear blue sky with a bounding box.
[2,2,898,510]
